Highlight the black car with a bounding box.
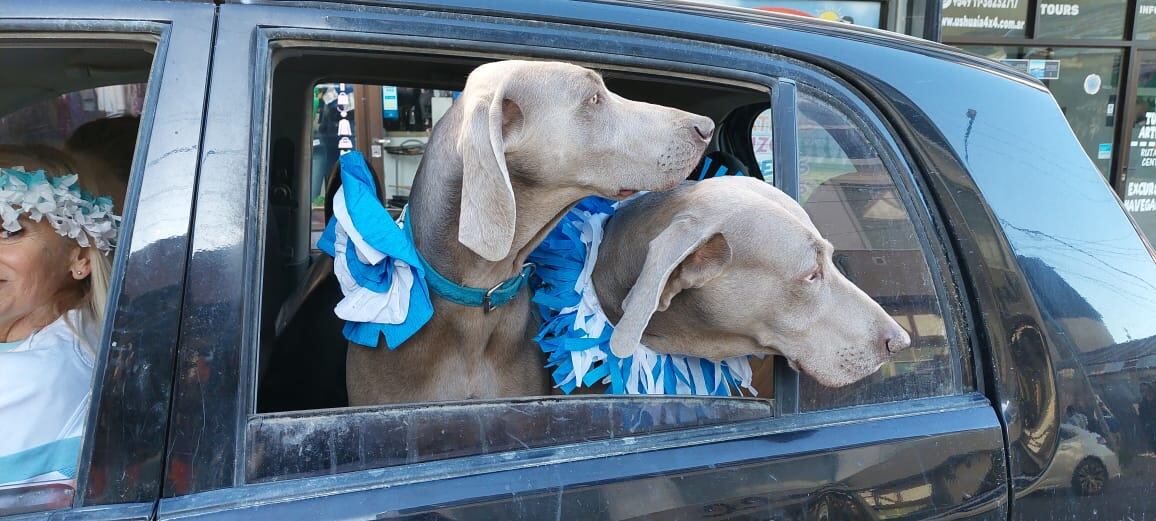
[2,1,1155,519]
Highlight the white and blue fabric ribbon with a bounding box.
[529,197,758,396]
[317,152,434,349]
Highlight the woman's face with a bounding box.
[0,218,86,333]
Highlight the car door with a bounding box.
[0,1,214,519]
[157,2,1008,519]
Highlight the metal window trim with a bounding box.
[771,79,801,416]
[161,393,994,517]
[235,26,799,490]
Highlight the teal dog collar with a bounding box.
[404,209,534,312]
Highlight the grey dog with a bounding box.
[594,176,911,388]
[346,60,714,405]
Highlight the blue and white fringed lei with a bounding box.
[529,197,758,396]
[317,152,434,349]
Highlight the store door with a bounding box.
[1123,51,1156,242]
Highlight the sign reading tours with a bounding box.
[941,0,1028,38]
[1035,0,1127,39]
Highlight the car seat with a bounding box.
[690,150,762,181]
[257,161,356,412]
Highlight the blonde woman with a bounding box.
[0,145,119,487]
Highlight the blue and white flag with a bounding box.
[529,197,757,396]
[317,152,434,349]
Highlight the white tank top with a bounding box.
[0,310,98,486]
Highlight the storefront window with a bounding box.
[940,0,1028,39]
[960,46,1122,179]
[1136,0,1156,39]
[687,0,885,28]
[1122,52,1156,241]
[1035,0,1126,39]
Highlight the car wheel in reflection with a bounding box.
[1072,458,1108,495]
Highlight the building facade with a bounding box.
[939,0,1156,244]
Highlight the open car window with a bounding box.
[250,47,784,484]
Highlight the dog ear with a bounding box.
[457,87,522,262]
[610,218,732,357]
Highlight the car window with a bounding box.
[793,91,957,410]
[0,45,151,517]
[751,108,775,179]
[250,47,785,483]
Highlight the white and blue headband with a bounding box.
[0,166,121,254]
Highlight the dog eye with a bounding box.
[588,93,600,105]
[805,267,823,282]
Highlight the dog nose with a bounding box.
[691,117,715,142]
[878,325,911,355]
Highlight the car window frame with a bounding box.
[166,1,978,505]
[0,2,216,518]
[246,27,791,484]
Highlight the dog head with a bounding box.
[453,60,714,261]
[598,176,911,387]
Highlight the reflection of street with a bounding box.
[1018,453,1156,520]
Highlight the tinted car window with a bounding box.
[0,45,150,517]
[794,91,956,410]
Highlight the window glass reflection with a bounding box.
[795,92,954,410]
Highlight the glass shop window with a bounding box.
[0,43,151,516]
[957,45,1123,179]
[1137,0,1156,39]
[306,84,447,250]
[1035,0,1127,39]
[793,91,955,410]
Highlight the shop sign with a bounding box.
[1136,0,1156,39]
[382,86,399,121]
[1000,59,1061,80]
[1035,0,1127,39]
[1085,74,1103,95]
[1099,143,1112,159]
[1126,111,1156,213]
[688,0,883,28]
[941,0,1028,38]
[752,110,774,175]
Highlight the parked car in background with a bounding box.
[1029,424,1123,496]
[3,1,1156,519]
